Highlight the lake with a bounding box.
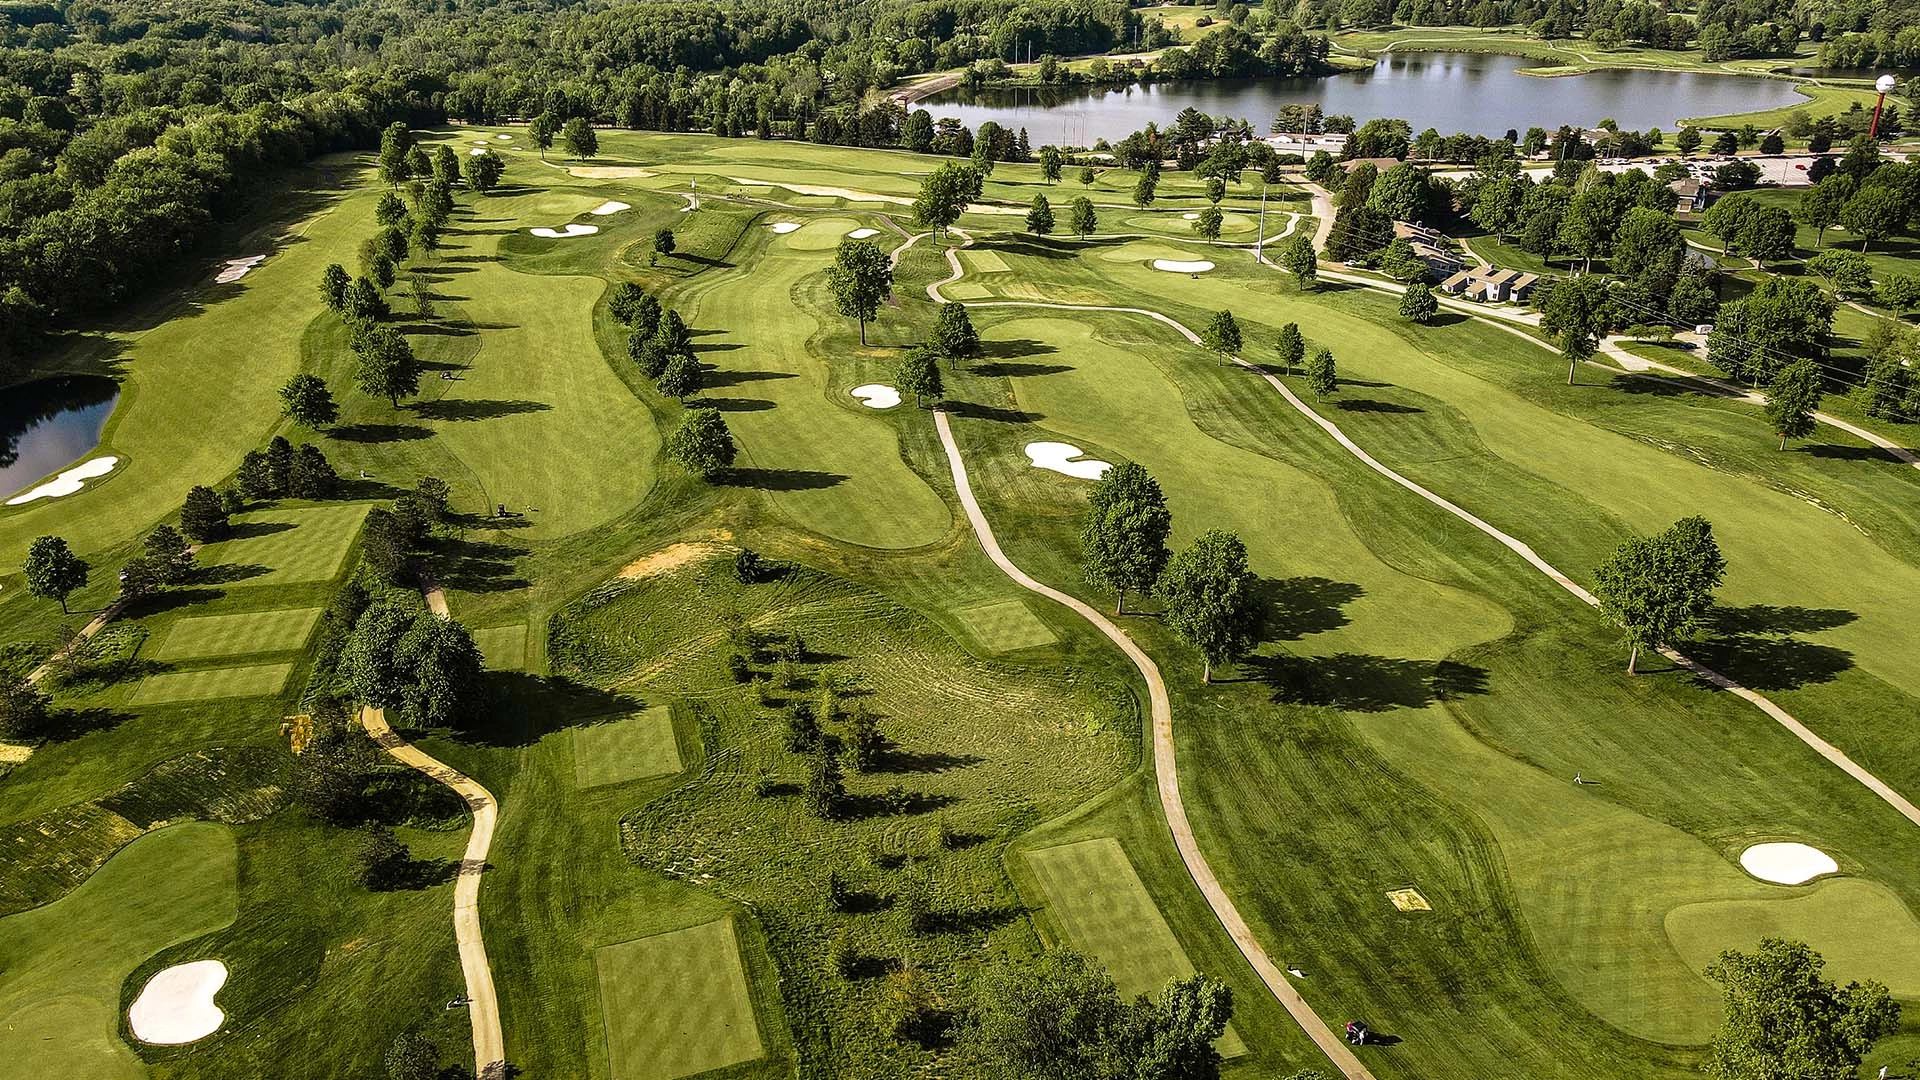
[0,376,120,500]
[925,51,1811,145]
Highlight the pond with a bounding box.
[925,51,1812,145]
[0,376,120,500]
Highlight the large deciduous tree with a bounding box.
[1200,310,1242,358]
[1026,193,1054,236]
[1762,359,1823,450]
[1278,234,1316,289]
[912,163,983,240]
[666,408,737,480]
[179,485,230,542]
[931,302,981,370]
[1705,938,1899,1080]
[1592,515,1725,673]
[896,346,943,407]
[825,238,893,345]
[23,535,88,613]
[1080,462,1172,615]
[279,374,339,429]
[1157,529,1260,683]
[561,117,598,160]
[1069,196,1098,240]
[1540,274,1614,385]
[352,326,421,408]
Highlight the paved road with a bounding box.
[929,410,1378,1080]
[360,704,506,1077]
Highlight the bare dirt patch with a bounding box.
[619,542,728,580]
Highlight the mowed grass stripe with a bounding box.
[595,918,763,1080]
[472,625,526,671]
[572,707,681,789]
[153,607,323,661]
[952,599,1057,653]
[1025,838,1246,1057]
[197,504,369,584]
[129,663,294,706]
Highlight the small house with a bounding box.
[1440,266,1540,303]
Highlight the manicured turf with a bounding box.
[595,918,764,1080]
[951,598,1058,652]
[572,707,682,789]
[0,822,238,1079]
[1664,878,1920,997]
[472,624,527,671]
[128,662,294,706]
[1026,838,1246,1056]
[153,607,324,661]
[197,504,370,585]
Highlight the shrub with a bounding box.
[727,653,752,683]
[785,701,820,751]
[354,824,412,890]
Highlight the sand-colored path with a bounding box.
[930,409,1376,1080]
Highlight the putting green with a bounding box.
[952,599,1057,653]
[1665,878,1920,996]
[153,607,324,661]
[782,216,859,251]
[673,225,948,549]
[196,504,370,585]
[0,823,238,1079]
[473,625,527,671]
[1026,838,1246,1056]
[571,707,682,788]
[595,918,763,1080]
[129,662,294,706]
[961,248,1011,273]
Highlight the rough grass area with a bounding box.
[572,707,682,789]
[595,918,765,1080]
[0,747,287,915]
[196,504,370,585]
[1664,878,1920,996]
[473,624,527,670]
[548,550,1134,1075]
[1026,838,1248,1056]
[951,598,1058,653]
[128,662,294,706]
[153,607,324,661]
[0,823,238,1079]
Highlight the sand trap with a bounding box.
[1026,441,1111,480]
[565,166,655,179]
[214,255,264,284]
[6,456,118,505]
[589,200,631,216]
[768,222,802,234]
[1741,842,1838,885]
[529,223,600,238]
[1182,212,1200,220]
[128,960,227,1045]
[494,134,511,141]
[847,228,880,239]
[469,148,488,156]
[1152,259,1214,273]
[851,384,901,409]
[620,541,726,579]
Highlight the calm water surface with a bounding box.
[0,376,119,498]
[927,51,1810,144]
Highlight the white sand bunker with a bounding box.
[850,384,900,409]
[847,228,880,239]
[1182,212,1200,220]
[768,222,802,234]
[214,255,264,284]
[494,134,511,141]
[1152,259,1214,273]
[1740,842,1838,885]
[589,200,631,216]
[7,456,118,505]
[128,960,227,1045]
[529,223,599,238]
[1026,442,1111,480]
[469,147,488,156]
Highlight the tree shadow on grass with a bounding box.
[330,422,437,443]
[1335,398,1424,414]
[1802,443,1910,463]
[943,400,1042,424]
[123,586,229,618]
[704,397,777,413]
[1708,604,1856,636]
[225,519,296,541]
[194,562,271,586]
[1687,603,1857,692]
[702,368,796,389]
[42,706,134,742]
[1251,653,1490,712]
[432,537,530,594]
[460,672,648,748]
[976,360,1074,378]
[411,398,552,422]
[980,337,1060,360]
[1256,576,1363,641]
[725,467,848,491]
[866,747,985,775]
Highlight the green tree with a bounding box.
[1736,204,1796,267]
[931,302,981,369]
[23,535,88,613]
[1796,175,1853,247]
[912,163,983,240]
[360,507,411,584]
[666,408,737,480]
[0,668,50,741]
[462,149,504,193]
[825,238,893,345]
[279,374,338,429]
[1540,275,1613,385]
[292,444,337,498]
[657,353,702,400]
[1762,359,1823,450]
[1840,185,1906,252]
[609,282,646,324]
[320,263,351,311]
[1078,165,1097,187]
[1278,234,1316,290]
[1704,193,1757,254]
[1708,277,1832,385]
[355,824,412,890]
[652,226,676,264]
[1157,529,1260,683]
[1039,145,1063,184]
[1192,205,1223,240]
[341,598,418,707]
[1367,161,1428,221]
[1705,938,1899,1080]
[1132,168,1159,208]
[397,615,484,727]
[1874,273,1920,313]
[1399,282,1439,323]
[1069,196,1098,239]
[352,326,421,407]
[1200,310,1241,358]
[344,276,388,323]
[375,191,407,227]
[1304,346,1337,397]
[377,121,414,186]
[384,1031,439,1080]
[1275,322,1305,372]
[1676,126,1702,154]
[179,485,230,542]
[805,742,843,819]
[895,346,944,407]
[529,113,557,159]
[561,117,598,159]
[1080,461,1172,615]
[1805,249,1873,299]
[1205,176,1227,204]
[1592,516,1725,673]
[1026,193,1054,236]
